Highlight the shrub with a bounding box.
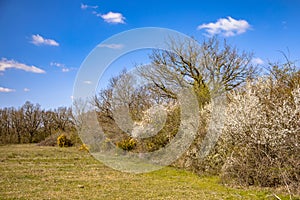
[141,105,180,152]
[37,133,61,146]
[68,131,82,146]
[171,103,226,175]
[116,138,137,151]
[174,63,300,196]
[221,78,300,194]
[57,134,73,147]
[79,143,89,152]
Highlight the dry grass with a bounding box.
[0,144,297,199]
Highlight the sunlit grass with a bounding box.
[0,144,296,199]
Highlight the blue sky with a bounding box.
[1,0,300,109]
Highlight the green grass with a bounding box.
[0,144,297,199]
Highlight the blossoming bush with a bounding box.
[175,63,300,196]
[221,77,300,194]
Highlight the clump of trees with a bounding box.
[0,101,75,144]
[90,37,299,196]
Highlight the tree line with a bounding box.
[0,101,75,144]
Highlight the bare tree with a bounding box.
[94,70,147,122]
[53,107,74,132]
[0,108,11,143]
[11,108,25,143]
[22,101,42,143]
[41,110,56,136]
[93,70,167,145]
[138,37,256,106]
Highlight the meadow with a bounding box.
[0,144,297,200]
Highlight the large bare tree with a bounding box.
[138,37,256,105]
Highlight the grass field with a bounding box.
[0,144,297,199]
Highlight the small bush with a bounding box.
[69,131,82,146]
[79,143,89,152]
[37,133,61,146]
[57,134,73,147]
[116,138,137,151]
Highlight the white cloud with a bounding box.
[252,57,264,65]
[100,12,125,24]
[0,87,15,93]
[31,34,59,46]
[83,80,92,84]
[81,4,125,25]
[50,62,65,67]
[98,43,124,49]
[24,88,30,92]
[197,17,250,37]
[62,68,70,72]
[81,3,98,10]
[0,58,45,74]
[50,62,72,72]
[81,3,88,10]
